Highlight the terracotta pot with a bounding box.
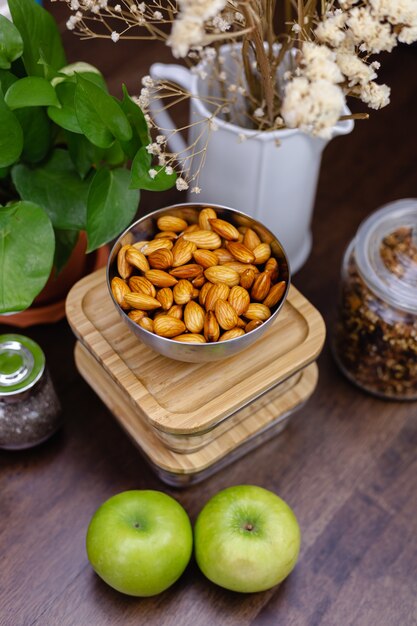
[0,233,108,327]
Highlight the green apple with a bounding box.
[86,490,193,597]
[194,485,301,593]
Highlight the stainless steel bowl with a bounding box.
[107,203,291,362]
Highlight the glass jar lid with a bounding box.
[355,199,417,315]
[0,334,45,396]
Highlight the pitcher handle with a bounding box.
[332,106,355,138]
[149,63,193,156]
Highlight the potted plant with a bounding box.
[0,0,177,323]
[58,0,417,271]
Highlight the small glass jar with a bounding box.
[333,199,417,400]
[0,334,62,449]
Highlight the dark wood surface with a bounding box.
[1,5,417,625]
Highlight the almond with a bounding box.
[157,215,188,232]
[170,264,203,279]
[156,287,174,310]
[124,292,161,311]
[145,269,178,288]
[128,310,147,323]
[251,271,271,301]
[204,266,240,287]
[117,245,133,279]
[172,239,197,267]
[183,230,222,249]
[236,316,246,328]
[240,269,257,289]
[219,328,246,341]
[132,240,149,251]
[199,281,213,307]
[263,281,286,308]
[154,230,178,240]
[265,256,278,273]
[141,238,173,256]
[243,228,261,250]
[205,283,230,311]
[192,288,199,299]
[192,274,206,288]
[125,246,150,273]
[183,223,200,233]
[223,262,259,275]
[184,301,205,333]
[265,257,279,283]
[173,279,194,305]
[253,242,271,264]
[214,248,235,264]
[148,248,173,270]
[245,319,263,333]
[111,277,131,309]
[228,286,250,315]
[208,218,240,241]
[244,303,272,321]
[204,310,220,342]
[193,249,218,269]
[199,207,217,230]
[173,334,207,343]
[167,304,183,319]
[153,316,186,338]
[129,276,156,298]
[215,299,239,330]
[226,241,255,264]
[138,317,154,333]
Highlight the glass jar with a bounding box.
[333,199,417,400]
[0,334,62,449]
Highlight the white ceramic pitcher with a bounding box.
[150,52,354,272]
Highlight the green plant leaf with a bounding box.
[0,91,23,168]
[0,165,10,178]
[8,0,67,78]
[47,81,82,134]
[52,62,107,91]
[0,69,18,93]
[130,146,177,191]
[53,228,78,274]
[0,201,54,312]
[75,74,132,149]
[5,76,60,109]
[103,141,126,167]
[14,106,52,163]
[12,149,88,230]
[0,15,23,70]
[64,131,97,179]
[86,167,139,252]
[119,84,150,159]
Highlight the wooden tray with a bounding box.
[66,268,325,435]
[75,342,318,485]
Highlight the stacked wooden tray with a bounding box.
[66,269,326,486]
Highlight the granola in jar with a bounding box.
[333,200,417,400]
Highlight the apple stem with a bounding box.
[243,523,254,531]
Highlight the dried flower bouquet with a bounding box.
[60,0,417,188]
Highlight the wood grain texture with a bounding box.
[0,4,416,625]
[66,269,325,433]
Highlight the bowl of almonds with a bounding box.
[107,204,290,362]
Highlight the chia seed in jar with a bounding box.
[333,199,417,400]
[0,334,62,449]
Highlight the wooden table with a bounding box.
[1,6,416,625]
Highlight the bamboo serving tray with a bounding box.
[66,269,325,436]
[75,341,318,485]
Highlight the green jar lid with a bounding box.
[0,334,45,396]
